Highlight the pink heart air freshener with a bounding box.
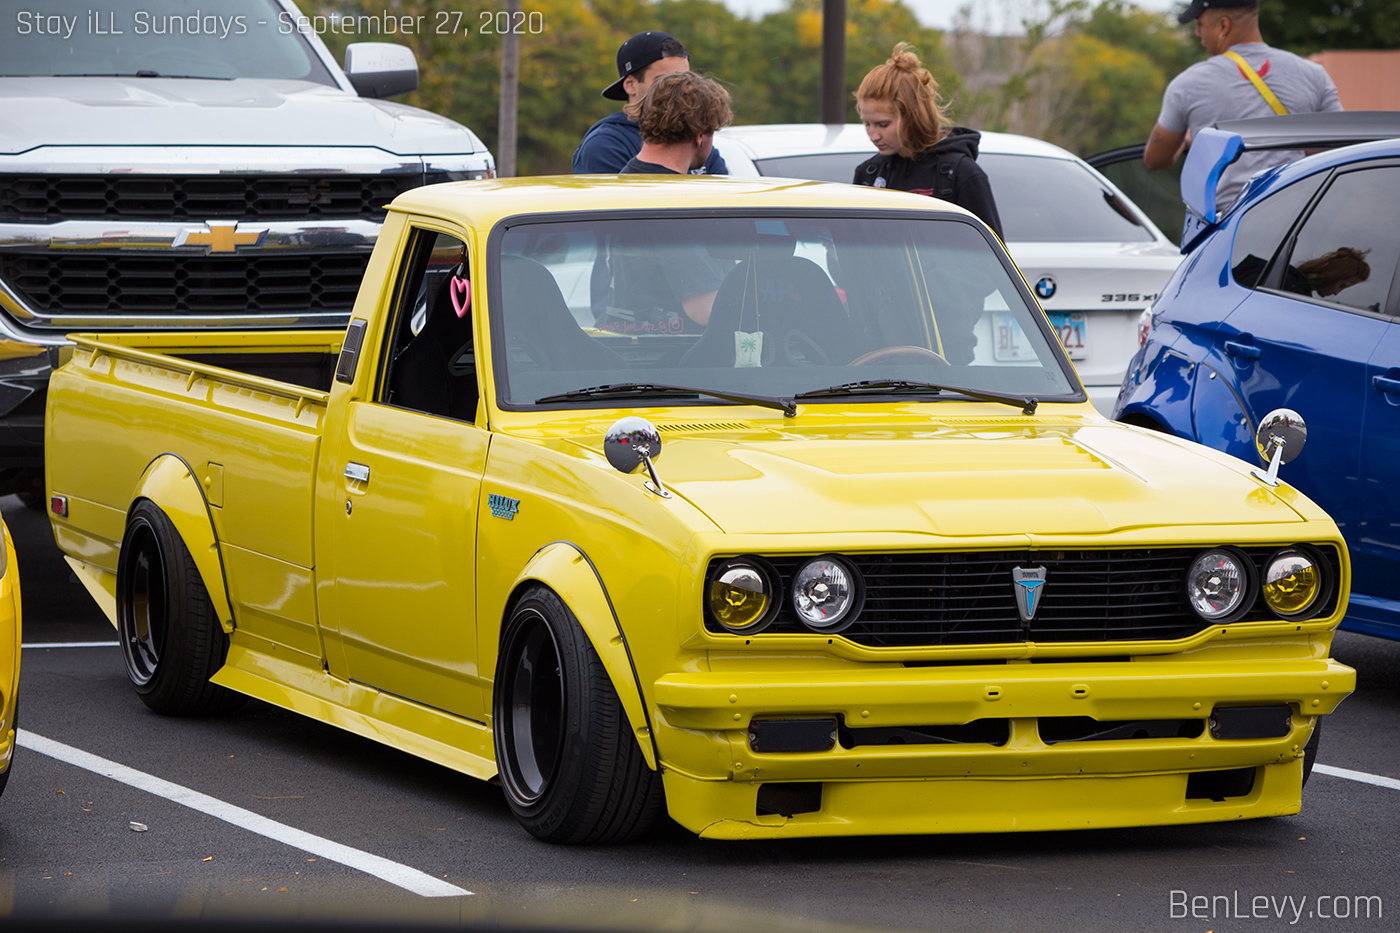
[450,275,471,318]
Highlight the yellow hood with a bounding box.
[603,417,1305,537]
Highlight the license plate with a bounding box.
[1049,312,1088,360]
[991,312,1089,362]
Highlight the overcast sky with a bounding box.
[721,0,1187,34]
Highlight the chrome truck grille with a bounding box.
[0,251,368,318]
[0,174,424,222]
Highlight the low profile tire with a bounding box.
[116,500,245,716]
[493,585,663,844]
[1301,717,1322,790]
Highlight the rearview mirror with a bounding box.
[605,417,670,498]
[344,43,418,98]
[1251,408,1306,487]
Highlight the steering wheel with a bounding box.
[849,345,949,366]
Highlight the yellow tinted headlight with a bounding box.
[1262,550,1318,616]
[708,562,771,632]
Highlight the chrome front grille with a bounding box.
[0,173,425,222]
[705,546,1343,647]
[0,251,368,317]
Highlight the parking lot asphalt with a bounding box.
[2,494,1397,932]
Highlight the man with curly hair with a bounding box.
[622,71,733,175]
[573,31,728,175]
[599,72,734,329]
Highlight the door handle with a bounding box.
[1373,375,1400,395]
[344,462,370,483]
[1223,340,1261,361]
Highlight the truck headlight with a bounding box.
[708,559,775,633]
[1186,549,1250,621]
[1262,549,1319,617]
[791,557,862,633]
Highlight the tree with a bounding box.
[953,0,1201,156]
[1259,0,1400,54]
[743,0,956,125]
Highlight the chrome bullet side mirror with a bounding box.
[1251,408,1306,487]
[604,417,670,498]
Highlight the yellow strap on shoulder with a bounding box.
[1224,51,1288,115]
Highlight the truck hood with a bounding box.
[0,77,485,155]
[576,417,1305,536]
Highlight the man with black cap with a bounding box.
[1144,0,1340,208]
[572,31,728,175]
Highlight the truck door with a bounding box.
[333,227,489,721]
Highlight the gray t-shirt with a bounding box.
[1159,43,1341,208]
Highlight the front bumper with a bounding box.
[652,656,1353,837]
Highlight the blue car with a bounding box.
[1116,112,1400,641]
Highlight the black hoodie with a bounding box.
[852,127,1004,239]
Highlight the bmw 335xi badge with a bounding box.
[1012,566,1047,621]
[1034,276,1056,300]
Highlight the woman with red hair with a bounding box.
[852,43,1003,239]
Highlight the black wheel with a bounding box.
[116,500,245,716]
[1301,716,1322,790]
[493,585,663,844]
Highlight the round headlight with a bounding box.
[1187,549,1248,620]
[708,560,773,632]
[1262,549,1319,617]
[791,557,861,632]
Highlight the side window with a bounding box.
[1276,167,1400,314]
[1231,173,1325,289]
[380,228,477,422]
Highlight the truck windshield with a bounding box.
[0,0,336,84]
[494,214,1079,412]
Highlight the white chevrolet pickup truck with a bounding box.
[0,0,494,502]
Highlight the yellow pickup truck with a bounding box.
[45,176,1354,843]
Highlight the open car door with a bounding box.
[1087,145,1186,247]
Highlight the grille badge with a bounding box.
[172,220,268,253]
[1012,566,1047,622]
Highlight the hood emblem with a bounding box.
[1034,276,1056,300]
[173,221,268,253]
[488,493,520,520]
[1012,566,1047,622]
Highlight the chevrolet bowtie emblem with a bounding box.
[173,221,268,253]
[1012,566,1047,622]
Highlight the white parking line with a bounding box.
[1313,763,1400,792]
[22,641,119,649]
[17,729,473,898]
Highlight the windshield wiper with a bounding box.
[536,382,797,416]
[793,379,1039,415]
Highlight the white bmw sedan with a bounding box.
[715,124,1183,414]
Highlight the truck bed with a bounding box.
[47,330,344,663]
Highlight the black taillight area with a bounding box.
[1040,716,1205,744]
[839,718,1009,748]
[1186,766,1258,801]
[748,718,837,753]
[756,782,823,817]
[1209,705,1293,740]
